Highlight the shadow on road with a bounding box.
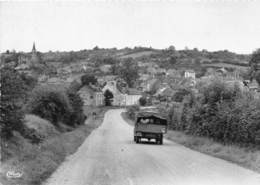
[127,139,172,146]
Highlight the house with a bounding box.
[47,77,63,84]
[248,79,259,92]
[102,80,123,106]
[147,66,157,76]
[166,69,181,77]
[155,87,174,97]
[215,67,228,76]
[102,80,142,106]
[184,70,196,79]
[139,74,150,82]
[125,88,142,106]
[97,75,117,86]
[144,79,160,92]
[99,64,112,73]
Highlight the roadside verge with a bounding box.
[121,112,260,174]
[0,107,107,185]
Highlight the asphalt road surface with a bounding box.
[45,109,260,185]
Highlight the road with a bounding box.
[45,109,260,185]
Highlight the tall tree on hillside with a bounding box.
[111,63,120,75]
[0,67,27,138]
[118,58,139,88]
[249,49,260,84]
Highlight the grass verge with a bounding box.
[0,106,107,185]
[121,112,260,173]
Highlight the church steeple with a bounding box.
[32,42,36,53]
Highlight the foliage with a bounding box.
[249,48,260,83]
[139,97,147,106]
[169,79,260,146]
[172,88,191,102]
[0,67,28,138]
[81,74,97,86]
[147,79,161,95]
[255,71,260,85]
[118,58,139,88]
[104,89,114,106]
[26,85,73,127]
[26,83,86,129]
[249,49,260,71]
[67,91,86,126]
[126,105,140,120]
[110,63,120,75]
[68,80,82,93]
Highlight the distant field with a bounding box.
[203,62,249,70]
[119,50,156,59]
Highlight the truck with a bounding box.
[134,109,168,145]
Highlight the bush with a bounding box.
[126,105,140,120]
[172,88,191,102]
[26,84,86,129]
[139,97,147,106]
[23,114,59,143]
[67,91,86,126]
[26,85,72,127]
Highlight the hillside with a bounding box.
[0,47,251,76]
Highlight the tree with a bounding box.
[118,58,139,88]
[111,63,120,75]
[168,45,176,51]
[255,71,260,85]
[67,91,86,126]
[26,85,72,127]
[249,49,260,83]
[0,67,27,138]
[81,74,97,86]
[139,97,147,106]
[104,90,113,106]
[172,88,191,102]
[148,80,161,95]
[169,56,178,65]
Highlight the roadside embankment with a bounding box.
[0,106,107,185]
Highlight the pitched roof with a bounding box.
[155,87,174,97]
[137,110,167,120]
[127,88,142,95]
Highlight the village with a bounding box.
[2,42,259,109]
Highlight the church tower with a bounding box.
[32,42,36,53]
[30,42,41,66]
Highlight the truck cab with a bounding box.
[134,110,168,145]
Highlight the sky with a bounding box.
[0,0,260,54]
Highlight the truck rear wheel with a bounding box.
[157,134,163,145]
[160,137,163,145]
[136,137,140,143]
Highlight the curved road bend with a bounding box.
[45,109,260,185]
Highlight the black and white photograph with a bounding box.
[0,0,260,185]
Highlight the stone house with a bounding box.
[184,70,196,79]
[102,80,142,106]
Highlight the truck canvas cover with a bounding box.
[136,110,167,121]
